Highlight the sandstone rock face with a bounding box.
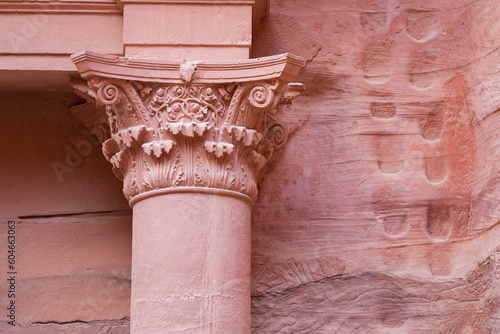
[251,0,500,332]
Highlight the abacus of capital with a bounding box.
[71,51,303,333]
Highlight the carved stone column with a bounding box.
[71,51,303,333]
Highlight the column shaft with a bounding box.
[131,192,251,333]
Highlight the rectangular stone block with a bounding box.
[125,44,249,61]
[0,13,123,54]
[123,3,252,56]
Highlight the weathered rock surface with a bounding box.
[251,0,500,332]
[252,252,500,333]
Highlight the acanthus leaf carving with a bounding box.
[142,140,176,158]
[71,53,304,204]
[70,79,111,144]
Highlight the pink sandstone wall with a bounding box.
[0,91,131,332]
[251,0,500,332]
[2,0,500,333]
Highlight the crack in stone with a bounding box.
[305,46,321,66]
[18,209,132,220]
[30,317,130,326]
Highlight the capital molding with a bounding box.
[71,51,304,205]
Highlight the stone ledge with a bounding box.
[0,0,121,13]
[71,51,304,84]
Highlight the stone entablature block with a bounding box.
[0,0,270,88]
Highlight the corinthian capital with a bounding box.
[71,51,304,205]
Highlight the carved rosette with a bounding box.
[71,51,304,204]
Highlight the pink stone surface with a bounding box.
[250,0,500,332]
[124,45,250,62]
[131,193,251,333]
[0,13,123,54]
[0,214,132,324]
[123,3,252,61]
[0,91,131,328]
[0,319,129,334]
[0,91,129,217]
[3,0,500,332]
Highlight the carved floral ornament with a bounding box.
[71,51,304,206]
